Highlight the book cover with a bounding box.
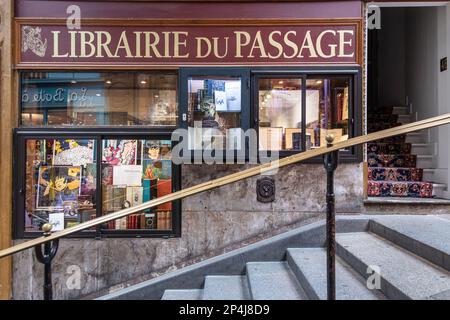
[102,139,137,165]
[157,179,172,211]
[101,164,113,185]
[53,139,95,166]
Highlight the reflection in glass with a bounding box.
[24,138,97,233]
[258,78,303,151]
[306,78,350,149]
[21,72,178,127]
[187,76,241,150]
[101,139,173,230]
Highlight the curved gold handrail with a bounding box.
[1,113,450,259]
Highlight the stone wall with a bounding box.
[12,162,363,299]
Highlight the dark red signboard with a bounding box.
[18,21,361,67]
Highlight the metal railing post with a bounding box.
[323,134,338,300]
[34,223,59,300]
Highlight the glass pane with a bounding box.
[258,78,303,151]
[306,78,350,149]
[187,76,241,150]
[21,72,178,127]
[24,138,97,233]
[101,139,173,230]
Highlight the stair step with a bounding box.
[370,216,450,271]
[161,289,203,300]
[246,262,308,300]
[398,114,412,124]
[368,181,433,198]
[417,155,434,169]
[392,106,410,115]
[406,132,428,144]
[286,248,385,300]
[411,143,432,155]
[203,276,250,300]
[433,183,447,198]
[368,167,423,182]
[336,232,450,299]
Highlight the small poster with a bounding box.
[225,80,241,111]
[102,139,137,165]
[113,165,143,186]
[53,139,94,166]
[37,166,82,209]
[214,90,227,111]
[48,212,65,231]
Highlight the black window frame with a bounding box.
[251,66,362,163]
[14,69,182,239]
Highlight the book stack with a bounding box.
[156,211,172,230]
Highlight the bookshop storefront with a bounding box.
[9,0,365,299]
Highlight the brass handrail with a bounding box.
[1,113,450,259]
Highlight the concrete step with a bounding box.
[161,289,203,300]
[286,248,385,300]
[398,114,412,124]
[433,183,447,198]
[406,131,428,144]
[203,276,250,300]
[411,143,432,156]
[369,216,450,271]
[393,106,410,115]
[246,261,308,300]
[336,232,450,299]
[423,168,435,182]
[417,155,434,169]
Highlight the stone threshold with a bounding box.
[364,197,450,205]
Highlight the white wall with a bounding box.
[404,5,450,195]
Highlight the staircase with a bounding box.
[367,106,447,199]
[97,215,450,300]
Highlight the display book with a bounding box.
[101,139,173,231]
[30,139,97,231]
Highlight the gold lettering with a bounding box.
[114,31,133,58]
[268,31,283,59]
[79,31,96,58]
[234,31,251,58]
[95,31,114,58]
[163,32,171,58]
[144,32,162,58]
[52,31,68,58]
[283,31,299,58]
[196,37,212,58]
[316,30,337,58]
[337,30,354,58]
[69,31,77,57]
[249,31,268,58]
[213,37,228,59]
[173,31,189,58]
[298,31,318,58]
[134,32,143,58]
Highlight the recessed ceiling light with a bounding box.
[154,95,159,98]
[140,80,147,84]
[70,80,77,84]
[105,80,112,84]
[316,80,323,84]
[278,81,284,84]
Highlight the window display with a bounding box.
[24,138,97,232]
[187,76,242,150]
[258,78,304,151]
[305,77,350,149]
[20,72,178,127]
[101,139,173,231]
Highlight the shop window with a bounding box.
[305,77,351,149]
[22,138,98,234]
[101,139,174,231]
[180,68,250,156]
[20,72,178,127]
[14,131,181,239]
[253,70,360,161]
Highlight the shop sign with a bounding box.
[18,21,361,66]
